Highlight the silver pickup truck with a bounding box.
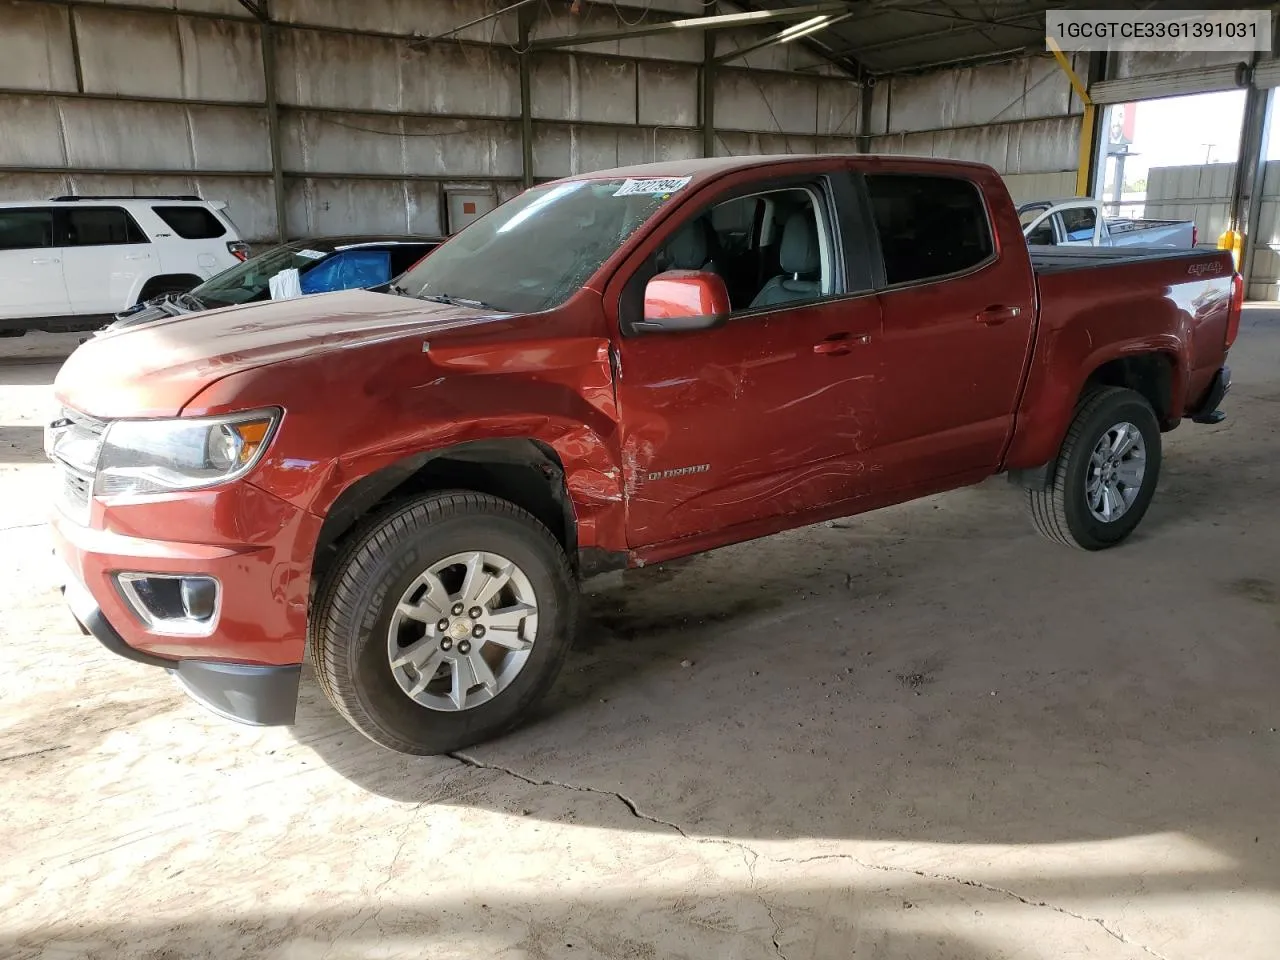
[1020,198,1196,249]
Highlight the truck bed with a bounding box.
[1030,245,1214,275]
[1104,216,1187,235]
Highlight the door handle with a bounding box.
[814,332,870,355]
[31,257,60,265]
[976,305,1022,326]
[123,254,150,261]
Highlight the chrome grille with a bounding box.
[47,408,107,524]
[60,465,93,519]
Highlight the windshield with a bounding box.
[394,178,687,314]
[191,241,328,306]
[1017,203,1051,227]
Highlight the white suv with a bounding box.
[0,196,248,335]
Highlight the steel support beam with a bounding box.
[410,0,537,49]
[530,3,847,51]
[857,79,875,152]
[1238,53,1273,282]
[1080,52,1107,198]
[1241,88,1272,283]
[701,27,716,157]
[258,5,287,242]
[66,7,85,93]
[0,166,522,184]
[518,2,536,187]
[1047,37,1096,197]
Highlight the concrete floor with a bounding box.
[2,313,1279,960]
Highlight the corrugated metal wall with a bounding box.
[1144,163,1234,250]
[0,0,862,242]
[864,55,1085,203]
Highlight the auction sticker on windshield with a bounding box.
[614,177,692,197]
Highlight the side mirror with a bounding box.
[636,270,731,333]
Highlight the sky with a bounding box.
[1109,90,1249,186]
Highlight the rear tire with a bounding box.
[1027,386,1161,550]
[309,491,577,755]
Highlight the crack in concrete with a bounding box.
[743,847,787,960]
[449,751,693,839]
[451,751,789,954]
[448,754,1168,960]
[374,803,424,899]
[0,744,67,764]
[772,854,1170,960]
[0,521,45,533]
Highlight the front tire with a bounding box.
[1027,386,1162,550]
[310,492,577,755]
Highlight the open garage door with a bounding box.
[1253,60,1280,90]
[1090,64,1249,104]
[1091,81,1248,249]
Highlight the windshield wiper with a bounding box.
[420,293,498,311]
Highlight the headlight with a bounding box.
[94,409,281,497]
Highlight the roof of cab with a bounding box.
[552,153,997,187]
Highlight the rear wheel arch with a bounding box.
[1083,351,1179,429]
[1009,350,1179,491]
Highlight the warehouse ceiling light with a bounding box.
[777,15,833,41]
[716,10,854,65]
[529,2,849,50]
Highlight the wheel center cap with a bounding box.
[449,620,472,641]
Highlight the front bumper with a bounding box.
[62,568,300,725]
[52,480,320,726]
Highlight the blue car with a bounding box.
[103,235,441,333]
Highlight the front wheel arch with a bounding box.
[311,440,578,589]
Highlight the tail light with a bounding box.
[1226,272,1243,349]
[227,240,250,262]
[1192,225,1198,247]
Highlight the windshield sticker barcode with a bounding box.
[297,249,327,260]
[614,177,692,197]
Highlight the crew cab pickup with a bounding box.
[1020,197,1196,248]
[48,155,1239,756]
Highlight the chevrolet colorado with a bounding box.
[48,155,1238,755]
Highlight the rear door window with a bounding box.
[1059,205,1097,242]
[66,207,148,246]
[152,205,227,239]
[0,209,54,250]
[865,174,994,285]
[1025,217,1056,245]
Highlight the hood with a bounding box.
[56,290,497,418]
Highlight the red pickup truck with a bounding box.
[48,155,1239,755]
